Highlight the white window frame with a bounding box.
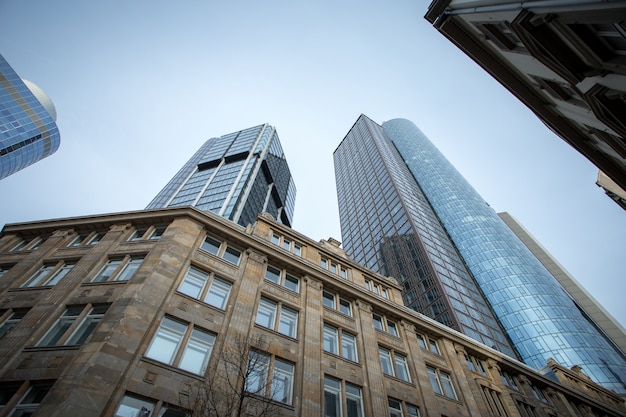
[92,256,144,283]
[322,291,352,316]
[416,333,440,355]
[323,324,358,362]
[379,347,411,382]
[372,314,399,337]
[255,298,298,338]
[264,264,300,293]
[427,366,457,399]
[38,304,108,347]
[145,316,216,375]
[324,376,364,417]
[177,265,232,310]
[246,351,295,405]
[200,235,242,266]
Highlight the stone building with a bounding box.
[0,207,624,416]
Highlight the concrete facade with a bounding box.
[0,208,624,416]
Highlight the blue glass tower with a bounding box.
[0,54,60,180]
[147,124,296,227]
[334,115,626,394]
[334,115,517,357]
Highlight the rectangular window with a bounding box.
[324,376,364,417]
[389,398,419,417]
[145,316,215,375]
[270,232,302,256]
[323,291,353,316]
[92,256,143,283]
[38,304,108,346]
[177,266,232,309]
[416,333,440,354]
[379,347,410,382]
[427,366,457,399]
[373,314,399,337]
[22,262,75,287]
[5,382,53,416]
[115,393,188,417]
[200,235,242,266]
[245,351,294,405]
[69,232,105,247]
[324,324,358,362]
[255,298,297,338]
[482,386,509,417]
[264,264,300,293]
[0,309,28,339]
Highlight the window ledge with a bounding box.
[23,345,81,352]
[140,357,205,381]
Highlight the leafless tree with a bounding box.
[183,334,286,417]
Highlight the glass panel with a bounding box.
[395,354,410,382]
[179,328,215,374]
[416,334,427,349]
[373,315,383,330]
[282,239,291,250]
[271,234,280,245]
[246,351,269,395]
[265,265,281,284]
[387,321,398,337]
[201,236,221,255]
[293,244,302,256]
[115,394,155,417]
[345,383,363,417]
[339,299,352,316]
[23,265,54,287]
[271,359,294,404]
[342,333,357,362]
[38,306,82,346]
[284,274,299,293]
[205,278,231,309]
[429,339,439,354]
[146,317,186,365]
[278,307,297,338]
[379,347,393,376]
[179,267,207,299]
[440,371,456,399]
[116,258,142,281]
[93,260,122,283]
[427,367,443,395]
[389,399,403,417]
[323,325,338,354]
[256,299,276,329]
[44,264,74,286]
[324,377,341,417]
[407,405,420,417]
[222,246,241,265]
[323,292,335,309]
[66,305,107,345]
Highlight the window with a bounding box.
[516,401,538,417]
[145,316,215,375]
[177,266,232,309]
[482,386,509,417]
[379,347,410,382]
[365,280,389,298]
[9,237,44,252]
[530,384,548,403]
[115,393,188,417]
[373,314,399,337]
[324,376,364,417]
[92,256,143,283]
[128,226,165,242]
[499,370,519,390]
[0,309,28,339]
[465,354,488,376]
[322,291,352,316]
[200,235,241,265]
[271,232,302,256]
[2,382,53,416]
[322,258,349,278]
[427,366,457,399]
[264,264,300,293]
[389,398,420,417]
[416,333,440,354]
[38,304,108,346]
[324,324,358,362]
[22,262,75,288]
[0,265,11,278]
[69,232,105,247]
[245,351,294,405]
[255,298,297,338]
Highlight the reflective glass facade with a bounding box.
[0,54,60,180]
[382,117,626,394]
[334,115,516,357]
[147,124,296,227]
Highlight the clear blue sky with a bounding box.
[1,1,624,327]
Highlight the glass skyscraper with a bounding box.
[334,115,626,394]
[147,123,296,228]
[0,54,60,180]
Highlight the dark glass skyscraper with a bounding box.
[0,54,60,180]
[334,115,626,394]
[147,124,296,227]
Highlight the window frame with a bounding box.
[416,333,441,355]
[91,255,144,283]
[264,264,300,293]
[427,366,457,400]
[365,279,389,298]
[21,261,75,288]
[144,316,216,375]
[0,308,29,339]
[271,232,302,256]
[199,234,242,266]
[69,231,105,247]
[322,290,353,316]
[323,324,358,362]
[379,346,411,382]
[37,304,108,347]
[245,351,295,405]
[389,398,421,417]
[324,376,364,417]
[372,314,399,337]
[255,298,298,339]
[177,265,233,310]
